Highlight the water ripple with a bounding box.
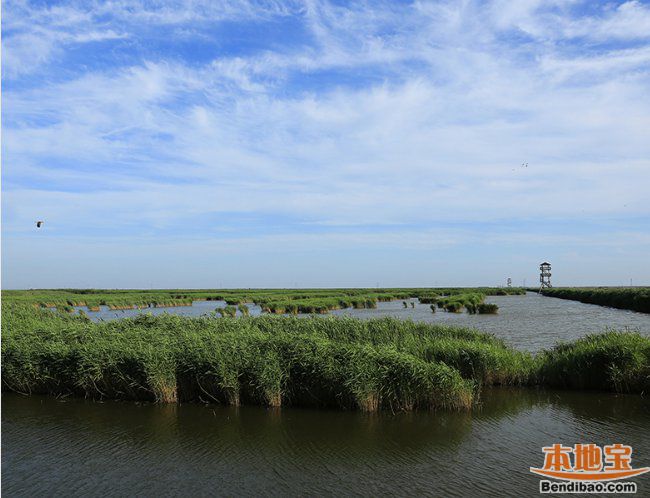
[3,390,650,496]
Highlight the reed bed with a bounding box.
[476,303,499,314]
[539,331,650,393]
[4,287,525,314]
[437,293,487,313]
[2,306,475,411]
[4,304,647,411]
[540,287,650,314]
[251,316,535,386]
[257,296,378,314]
[217,306,237,318]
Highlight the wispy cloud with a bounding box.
[2,0,650,287]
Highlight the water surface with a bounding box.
[333,293,650,351]
[3,391,649,497]
[74,293,650,351]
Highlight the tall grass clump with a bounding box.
[478,303,499,314]
[1,308,178,402]
[2,305,476,411]
[538,331,650,393]
[438,293,485,313]
[418,294,439,304]
[251,316,536,387]
[217,306,237,318]
[264,335,473,411]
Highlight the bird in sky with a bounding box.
[36,221,44,228]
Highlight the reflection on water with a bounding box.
[3,391,649,497]
[75,293,650,351]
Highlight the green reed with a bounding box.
[540,287,649,314]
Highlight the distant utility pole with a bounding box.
[539,262,552,293]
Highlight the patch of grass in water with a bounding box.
[217,306,237,318]
[478,303,499,314]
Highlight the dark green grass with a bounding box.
[437,293,485,313]
[4,301,641,412]
[539,331,650,393]
[540,287,650,314]
[217,306,237,318]
[256,296,378,314]
[418,294,439,304]
[477,303,499,314]
[1,306,476,411]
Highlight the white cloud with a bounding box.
[562,1,650,40]
[488,0,650,41]
[1,0,300,77]
[3,1,650,286]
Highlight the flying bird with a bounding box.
[36,221,44,228]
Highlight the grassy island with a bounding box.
[3,303,648,412]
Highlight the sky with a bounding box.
[2,0,650,289]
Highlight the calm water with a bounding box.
[75,293,650,351]
[3,390,650,497]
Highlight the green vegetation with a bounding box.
[477,303,499,314]
[438,293,485,313]
[540,287,650,314]
[257,296,378,314]
[3,302,647,412]
[2,305,479,411]
[217,306,237,318]
[2,287,525,315]
[58,304,74,313]
[539,331,650,393]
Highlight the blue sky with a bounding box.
[2,0,650,289]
